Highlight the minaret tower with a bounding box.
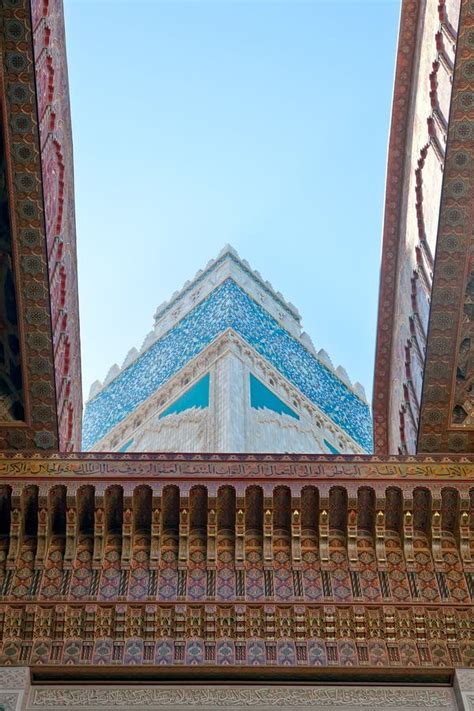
[84,246,371,455]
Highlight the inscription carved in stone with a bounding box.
[29,686,455,708]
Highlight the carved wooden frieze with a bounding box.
[418,0,474,453]
[0,0,59,450]
[0,453,472,481]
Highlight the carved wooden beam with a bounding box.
[235,500,245,565]
[291,501,301,564]
[207,499,217,567]
[121,500,133,569]
[178,501,189,567]
[263,499,273,564]
[403,499,415,568]
[35,498,48,569]
[150,494,161,570]
[347,502,358,567]
[92,497,104,569]
[319,498,329,566]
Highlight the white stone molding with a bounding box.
[300,332,317,355]
[153,244,302,333]
[336,365,352,388]
[139,331,155,354]
[317,348,334,369]
[251,409,324,453]
[133,408,208,453]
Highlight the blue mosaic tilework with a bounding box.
[83,280,373,451]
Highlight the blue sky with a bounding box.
[64,0,399,406]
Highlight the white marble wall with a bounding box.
[133,409,208,452]
[249,409,324,453]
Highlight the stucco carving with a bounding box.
[0,667,29,689]
[455,669,474,689]
[29,686,455,708]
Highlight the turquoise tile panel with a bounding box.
[159,374,210,419]
[250,373,299,420]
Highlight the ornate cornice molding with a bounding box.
[0,602,472,670]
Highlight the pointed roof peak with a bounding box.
[153,245,302,326]
[217,243,240,259]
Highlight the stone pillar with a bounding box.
[213,353,246,451]
[454,670,474,711]
[0,667,30,711]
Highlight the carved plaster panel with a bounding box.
[27,686,456,710]
[0,665,30,711]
